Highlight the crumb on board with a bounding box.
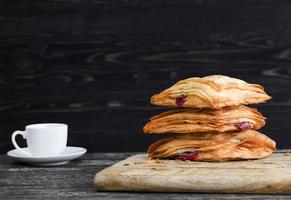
[123,163,130,166]
[134,160,151,165]
[143,160,150,164]
[134,161,144,164]
[284,152,291,156]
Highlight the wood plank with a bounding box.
[1,0,291,153]
[94,152,291,194]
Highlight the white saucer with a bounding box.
[7,146,87,166]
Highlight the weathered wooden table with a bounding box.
[1,152,291,199]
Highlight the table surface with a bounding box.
[1,152,291,200]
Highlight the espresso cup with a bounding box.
[11,123,68,156]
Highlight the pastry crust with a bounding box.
[147,130,276,162]
[151,75,271,109]
[143,105,265,134]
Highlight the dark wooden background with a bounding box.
[0,0,291,153]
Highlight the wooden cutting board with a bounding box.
[94,152,291,194]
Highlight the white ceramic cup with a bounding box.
[11,123,68,156]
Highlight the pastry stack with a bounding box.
[143,75,276,162]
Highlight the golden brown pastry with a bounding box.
[148,130,276,162]
[143,105,265,134]
[151,75,271,109]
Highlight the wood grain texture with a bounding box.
[0,0,291,152]
[2,152,291,199]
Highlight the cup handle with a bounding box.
[11,130,30,156]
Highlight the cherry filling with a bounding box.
[169,151,199,161]
[234,121,252,131]
[175,95,186,107]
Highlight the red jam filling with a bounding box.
[170,151,199,161]
[234,121,252,131]
[175,95,186,107]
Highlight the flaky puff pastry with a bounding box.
[151,75,271,109]
[143,105,265,134]
[148,130,276,162]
